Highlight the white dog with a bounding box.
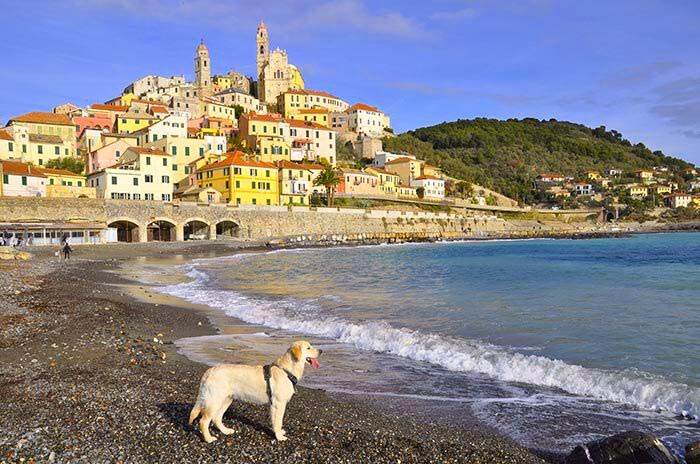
[189,340,322,443]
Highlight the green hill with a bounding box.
[383,118,693,203]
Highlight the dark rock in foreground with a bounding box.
[687,442,700,464]
[561,431,679,464]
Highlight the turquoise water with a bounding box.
[159,233,700,453]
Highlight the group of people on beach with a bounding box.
[0,231,73,259]
[0,232,33,248]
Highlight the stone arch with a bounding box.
[182,217,212,241]
[215,219,241,239]
[107,217,142,243]
[146,217,176,242]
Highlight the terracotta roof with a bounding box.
[367,167,397,176]
[276,160,325,171]
[131,99,164,106]
[0,130,13,141]
[37,167,83,178]
[200,151,277,171]
[28,134,63,144]
[414,175,442,181]
[0,160,46,177]
[243,112,284,123]
[347,103,381,113]
[10,112,73,126]
[126,147,169,156]
[384,157,421,165]
[298,108,329,114]
[120,111,156,120]
[91,104,129,112]
[284,89,342,100]
[286,118,329,130]
[151,106,169,114]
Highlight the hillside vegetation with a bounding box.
[383,118,692,203]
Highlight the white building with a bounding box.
[410,175,445,200]
[1,160,46,197]
[372,151,416,168]
[87,147,174,201]
[286,119,336,165]
[574,183,595,196]
[134,115,188,146]
[215,88,267,114]
[346,103,391,137]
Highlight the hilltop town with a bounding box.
[1,22,699,244]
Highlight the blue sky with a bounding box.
[1,0,699,163]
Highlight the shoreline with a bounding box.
[0,241,549,463]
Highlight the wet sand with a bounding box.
[0,241,548,463]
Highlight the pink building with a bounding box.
[73,114,113,137]
[336,168,380,196]
[86,139,133,174]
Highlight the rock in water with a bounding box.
[561,431,679,464]
[687,442,700,464]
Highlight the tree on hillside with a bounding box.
[45,157,84,175]
[313,166,340,207]
[416,187,425,200]
[233,104,245,120]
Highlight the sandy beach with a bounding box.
[0,241,547,464]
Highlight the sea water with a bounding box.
[156,233,700,454]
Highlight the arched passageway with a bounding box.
[216,220,240,239]
[183,220,210,240]
[147,220,176,242]
[108,220,140,243]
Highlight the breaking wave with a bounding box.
[159,265,700,419]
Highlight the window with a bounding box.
[133,178,139,186]
[50,178,55,185]
[54,146,60,155]
[185,147,190,156]
[22,144,26,153]
[265,170,270,177]
[251,181,256,189]
[115,150,121,158]
[266,199,271,205]
[162,158,167,166]
[145,175,153,183]
[111,176,117,185]
[236,198,241,204]
[199,148,204,156]
[38,145,43,154]
[250,169,257,176]
[172,146,177,155]
[38,159,43,165]
[2,174,7,184]
[146,157,151,165]
[161,175,169,183]
[162,194,171,201]
[235,180,240,188]
[21,176,27,186]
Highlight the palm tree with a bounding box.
[313,166,340,207]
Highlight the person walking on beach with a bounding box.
[62,240,72,260]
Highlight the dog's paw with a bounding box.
[275,433,288,442]
[280,429,287,436]
[220,427,235,435]
[204,436,218,444]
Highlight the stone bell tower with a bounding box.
[256,22,269,80]
[195,41,211,96]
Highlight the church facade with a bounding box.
[255,22,304,104]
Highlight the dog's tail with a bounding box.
[188,400,202,425]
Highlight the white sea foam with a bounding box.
[158,266,700,418]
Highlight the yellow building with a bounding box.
[635,170,655,182]
[627,185,649,198]
[276,159,324,205]
[287,108,329,127]
[277,89,348,118]
[384,157,425,185]
[115,111,156,133]
[585,170,601,180]
[366,166,401,196]
[423,164,442,178]
[196,151,279,205]
[212,75,232,90]
[39,167,96,198]
[238,113,291,163]
[200,97,238,123]
[5,112,77,164]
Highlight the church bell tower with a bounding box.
[256,22,269,80]
[195,41,211,96]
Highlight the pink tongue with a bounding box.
[309,358,320,369]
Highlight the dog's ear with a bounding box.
[291,343,302,362]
